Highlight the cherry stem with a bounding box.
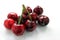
[18,5,24,24]
[18,15,21,24]
[22,4,32,21]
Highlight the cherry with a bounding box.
[33,6,43,15]
[22,5,32,15]
[30,12,37,21]
[17,15,27,24]
[38,15,49,26]
[22,14,27,20]
[27,13,37,23]
[11,24,25,36]
[7,12,18,21]
[27,6,32,13]
[22,10,28,15]
[4,19,15,29]
[21,14,28,24]
[25,20,36,32]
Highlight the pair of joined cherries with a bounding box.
[4,5,49,36]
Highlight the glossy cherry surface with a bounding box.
[38,15,49,26]
[33,6,43,15]
[7,12,18,21]
[11,24,25,36]
[25,20,36,31]
[4,19,15,29]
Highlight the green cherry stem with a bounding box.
[18,15,22,24]
[22,4,32,21]
[18,5,24,24]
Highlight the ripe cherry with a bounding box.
[38,15,49,26]
[4,19,15,29]
[11,24,25,36]
[7,12,18,21]
[22,5,32,15]
[17,14,28,24]
[30,12,37,21]
[27,6,32,13]
[21,14,28,24]
[22,10,28,15]
[33,6,43,15]
[25,20,36,32]
[22,14,27,20]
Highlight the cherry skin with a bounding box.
[25,20,36,32]
[38,15,49,26]
[30,12,37,21]
[22,14,27,20]
[11,24,25,36]
[22,10,28,15]
[4,19,15,29]
[27,13,37,23]
[7,12,18,21]
[22,7,32,15]
[33,6,43,15]
[21,14,28,24]
[27,6,32,13]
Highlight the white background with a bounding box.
[0,0,60,40]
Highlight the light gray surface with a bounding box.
[0,0,60,40]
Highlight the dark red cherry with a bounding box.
[22,6,32,15]
[7,12,18,21]
[33,6,43,15]
[22,14,28,20]
[17,15,27,24]
[21,14,28,24]
[11,24,25,36]
[4,19,15,29]
[38,15,49,26]
[25,20,36,32]
[30,12,37,21]
[27,6,32,13]
[22,10,28,15]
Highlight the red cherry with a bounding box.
[25,20,36,32]
[4,19,15,29]
[38,15,49,26]
[21,14,28,24]
[16,15,27,24]
[7,12,18,21]
[33,6,43,15]
[22,10,28,15]
[11,24,25,36]
[27,6,32,13]
[22,6,32,15]
[30,12,37,21]
[22,14,28,20]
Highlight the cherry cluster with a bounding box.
[4,5,49,36]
